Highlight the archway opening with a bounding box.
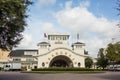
[49,55,73,68]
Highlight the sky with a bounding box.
[16,0,120,57]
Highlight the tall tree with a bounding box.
[106,42,120,64]
[96,48,108,69]
[85,57,93,68]
[0,0,32,50]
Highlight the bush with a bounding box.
[32,68,102,71]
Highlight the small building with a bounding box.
[9,50,38,71]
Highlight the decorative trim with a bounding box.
[37,47,88,57]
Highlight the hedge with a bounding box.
[32,68,103,71]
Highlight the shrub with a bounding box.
[32,68,102,71]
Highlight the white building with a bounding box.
[37,33,88,68]
[8,50,38,70]
[8,33,90,69]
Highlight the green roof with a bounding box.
[9,49,38,57]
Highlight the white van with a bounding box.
[4,63,21,71]
[108,66,120,71]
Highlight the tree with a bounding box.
[0,0,32,50]
[106,42,120,64]
[96,48,108,69]
[85,57,93,68]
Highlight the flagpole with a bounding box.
[77,33,79,42]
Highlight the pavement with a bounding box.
[0,71,120,80]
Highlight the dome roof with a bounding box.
[73,42,84,44]
[37,42,50,46]
[72,42,85,46]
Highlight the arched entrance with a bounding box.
[49,55,73,68]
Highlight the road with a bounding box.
[0,71,120,80]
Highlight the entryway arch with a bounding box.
[49,55,73,68]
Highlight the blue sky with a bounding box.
[16,0,120,57]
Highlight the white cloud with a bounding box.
[56,1,119,57]
[36,0,56,7]
[16,33,36,49]
[41,22,57,33]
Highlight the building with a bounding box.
[37,33,88,68]
[0,49,10,68]
[9,33,90,69]
[9,50,38,70]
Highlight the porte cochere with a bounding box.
[37,33,88,68]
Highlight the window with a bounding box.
[63,36,65,40]
[42,62,45,67]
[34,66,37,69]
[24,51,37,55]
[40,45,47,48]
[76,45,82,48]
[13,58,21,61]
[26,58,34,61]
[78,62,81,67]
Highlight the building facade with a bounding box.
[9,50,38,70]
[37,33,88,68]
[8,33,90,69]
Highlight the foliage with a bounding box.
[85,57,93,68]
[0,0,32,50]
[32,68,102,71]
[96,48,108,69]
[106,42,120,63]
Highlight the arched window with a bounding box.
[78,62,81,67]
[42,62,45,67]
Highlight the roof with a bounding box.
[9,49,38,57]
[72,42,85,46]
[37,42,51,46]
[38,42,49,44]
[48,33,70,36]
[72,42,85,47]
[73,42,85,44]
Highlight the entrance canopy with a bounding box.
[49,55,73,68]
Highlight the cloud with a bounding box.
[36,0,56,7]
[55,1,119,57]
[41,22,56,33]
[16,33,36,49]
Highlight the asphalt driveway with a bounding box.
[0,71,120,80]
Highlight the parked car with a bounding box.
[108,66,120,71]
[4,62,21,71]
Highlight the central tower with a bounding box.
[48,33,70,49]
